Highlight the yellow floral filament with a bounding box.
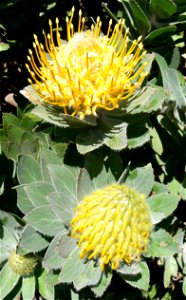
[26,7,148,119]
[70,184,152,271]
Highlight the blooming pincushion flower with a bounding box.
[26,7,148,119]
[8,250,38,276]
[70,183,152,270]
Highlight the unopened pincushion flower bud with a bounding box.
[70,184,152,270]
[26,7,148,119]
[8,250,38,276]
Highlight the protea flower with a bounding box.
[8,250,38,276]
[26,7,148,119]
[70,183,152,270]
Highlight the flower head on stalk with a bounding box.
[70,183,152,270]
[26,7,148,119]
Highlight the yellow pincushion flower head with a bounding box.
[70,183,152,271]
[26,7,148,119]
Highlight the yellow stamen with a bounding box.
[78,10,82,32]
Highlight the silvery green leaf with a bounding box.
[153,182,169,194]
[163,256,178,288]
[25,205,65,236]
[77,168,95,201]
[0,263,20,300]
[57,234,77,259]
[117,262,141,275]
[20,225,49,252]
[120,261,150,291]
[37,269,55,300]
[91,271,112,297]
[23,181,53,207]
[146,229,180,257]
[43,233,65,270]
[16,185,35,214]
[47,164,79,205]
[155,54,186,108]
[48,191,76,226]
[59,247,102,291]
[39,149,64,183]
[22,275,35,300]
[17,156,43,184]
[0,225,18,263]
[125,163,154,196]
[126,86,165,114]
[147,193,180,224]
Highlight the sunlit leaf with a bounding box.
[155,54,186,108]
[163,256,178,288]
[17,156,43,184]
[0,263,20,299]
[39,149,63,183]
[117,262,141,276]
[59,247,102,291]
[43,233,65,270]
[48,164,79,204]
[57,234,77,259]
[125,164,154,196]
[24,181,53,207]
[147,193,180,224]
[77,168,95,201]
[152,182,169,194]
[20,225,49,252]
[121,261,150,291]
[128,86,166,114]
[37,269,54,300]
[48,191,76,225]
[147,229,180,257]
[16,185,35,214]
[91,271,112,297]
[22,275,35,300]
[25,205,65,236]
